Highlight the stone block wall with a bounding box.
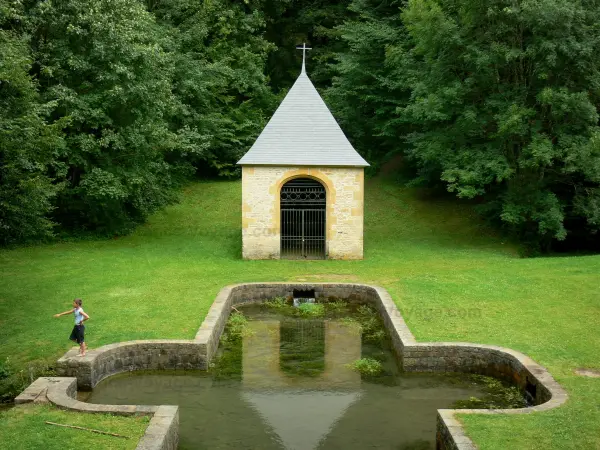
[50,283,567,450]
[402,344,552,405]
[241,166,364,259]
[57,341,205,390]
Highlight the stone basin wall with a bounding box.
[49,283,567,450]
[58,341,205,391]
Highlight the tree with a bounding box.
[262,0,353,91]
[0,1,64,245]
[326,0,409,168]
[400,0,600,249]
[28,0,185,235]
[148,0,277,177]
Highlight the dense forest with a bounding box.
[1,0,599,252]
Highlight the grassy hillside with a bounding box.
[1,177,599,449]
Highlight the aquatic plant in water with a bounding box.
[262,297,355,320]
[264,297,288,310]
[209,312,249,379]
[353,305,386,343]
[296,303,325,317]
[452,375,528,409]
[227,311,253,338]
[264,298,327,318]
[338,317,362,335]
[324,300,349,313]
[339,317,360,326]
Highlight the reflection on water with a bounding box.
[243,320,361,389]
[86,312,485,450]
[242,319,362,450]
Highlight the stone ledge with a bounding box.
[15,377,178,450]
[48,283,568,450]
[57,341,205,390]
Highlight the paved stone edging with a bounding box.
[14,377,178,450]
[47,283,568,450]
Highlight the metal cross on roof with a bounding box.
[296,43,312,74]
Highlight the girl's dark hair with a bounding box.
[74,298,82,306]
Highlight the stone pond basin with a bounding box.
[16,283,568,450]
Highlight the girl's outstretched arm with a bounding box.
[53,308,74,318]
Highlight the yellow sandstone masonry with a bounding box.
[241,166,364,259]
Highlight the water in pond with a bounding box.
[85,300,525,450]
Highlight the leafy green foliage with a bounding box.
[326,0,409,169]
[347,357,383,376]
[327,0,600,250]
[263,298,330,317]
[209,311,248,380]
[3,0,599,250]
[323,300,348,313]
[296,302,325,317]
[1,0,276,243]
[148,0,277,177]
[26,0,187,236]
[400,0,600,249]
[226,311,252,339]
[262,0,352,91]
[0,2,64,245]
[0,357,55,403]
[355,304,386,343]
[263,296,289,309]
[0,358,10,380]
[453,375,527,410]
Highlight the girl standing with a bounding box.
[54,298,90,356]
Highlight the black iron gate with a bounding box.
[280,178,326,259]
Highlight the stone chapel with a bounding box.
[237,47,369,260]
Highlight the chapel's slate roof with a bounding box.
[237,68,369,167]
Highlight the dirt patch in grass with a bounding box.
[575,368,600,378]
[292,274,360,282]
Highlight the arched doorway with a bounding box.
[280,178,326,259]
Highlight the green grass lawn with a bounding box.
[1,177,599,449]
[0,404,148,449]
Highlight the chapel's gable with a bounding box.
[237,68,368,168]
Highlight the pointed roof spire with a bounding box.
[296,43,312,74]
[237,45,369,168]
